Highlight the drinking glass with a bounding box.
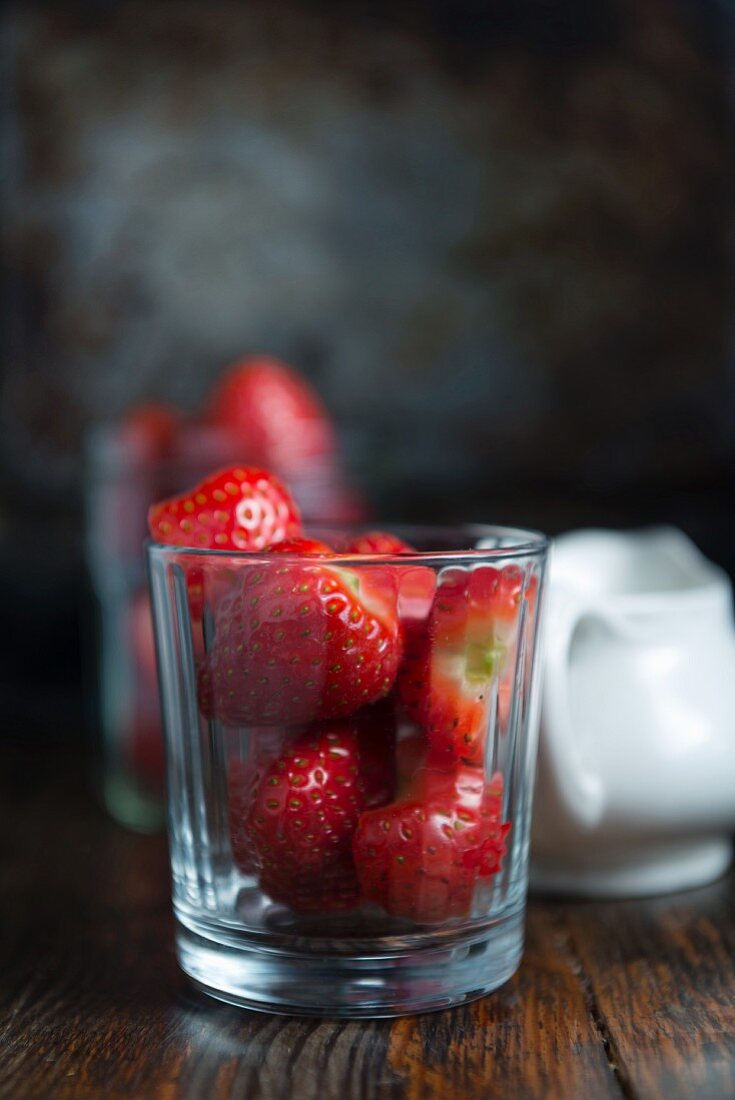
[147,525,548,1016]
[85,425,360,831]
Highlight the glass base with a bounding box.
[175,909,525,1017]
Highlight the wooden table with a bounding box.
[1,742,733,1100]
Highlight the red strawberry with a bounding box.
[498,572,540,729]
[395,729,428,795]
[269,537,334,555]
[346,531,414,555]
[147,466,302,551]
[246,721,392,911]
[345,532,435,635]
[398,566,529,765]
[353,767,509,924]
[194,539,334,627]
[351,696,398,808]
[192,540,331,630]
[398,621,431,727]
[197,658,215,719]
[119,402,180,463]
[228,759,262,873]
[228,732,290,873]
[185,567,206,622]
[205,356,336,469]
[199,560,402,726]
[397,566,436,627]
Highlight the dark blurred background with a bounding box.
[1,0,733,733]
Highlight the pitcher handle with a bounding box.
[541,598,606,828]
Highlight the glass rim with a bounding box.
[145,522,550,565]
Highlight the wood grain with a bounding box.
[0,741,732,1100]
[385,906,620,1100]
[563,887,735,1100]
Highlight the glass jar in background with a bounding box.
[147,525,548,1015]
[85,422,363,832]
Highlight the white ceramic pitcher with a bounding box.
[531,527,735,897]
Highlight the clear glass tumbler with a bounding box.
[85,425,363,833]
[147,525,548,1016]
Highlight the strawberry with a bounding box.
[346,532,414,555]
[197,658,215,719]
[269,537,334,555]
[229,759,263,873]
[194,539,334,626]
[185,567,207,622]
[345,531,435,636]
[205,356,336,469]
[351,696,398,809]
[498,572,540,729]
[397,566,436,628]
[228,732,290,874]
[119,402,180,463]
[148,466,301,551]
[199,558,401,727]
[245,721,392,911]
[398,565,529,766]
[353,767,509,924]
[395,729,428,795]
